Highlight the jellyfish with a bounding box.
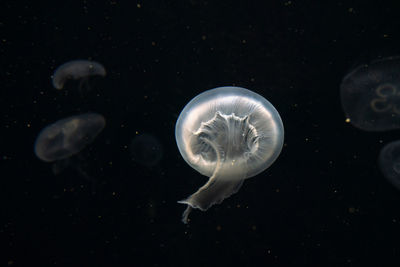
[52,60,106,91]
[34,113,106,162]
[175,86,284,223]
[340,56,400,131]
[379,140,400,190]
[34,113,105,191]
[130,134,163,167]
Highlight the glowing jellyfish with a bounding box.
[52,60,106,90]
[34,113,106,162]
[175,86,284,223]
[379,140,400,190]
[340,56,400,131]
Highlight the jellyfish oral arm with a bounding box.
[178,172,244,224]
[178,137,245,224]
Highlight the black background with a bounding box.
[2,0,400,266]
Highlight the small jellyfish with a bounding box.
[379,140,400,190]
[340,56,400,131]
[34,113,105,192]
[130,134,163,167]
[52,60,106,90]
[34,113,106,162]
[175,86,284,223]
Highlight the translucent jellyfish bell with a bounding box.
[340,56,400,131]
[34,113,106,162]
[379,140,400,190]
[52,60,106,90]
[130,134,163,167]
[175,86,284,223]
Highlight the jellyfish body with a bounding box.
[379,140,400,190]
[130,134,163,167]
[34,113,106,162]
[52,60,106,90]
[175,86,284,223]
[340,56,400,131]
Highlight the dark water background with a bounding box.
[2,1,400,266]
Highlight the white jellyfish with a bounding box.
[340,56,400,131]
[52,60,106,90]
[175,86,284,223]
[34,113,106,162]
[34,113,105,192]
[379,140,400,190]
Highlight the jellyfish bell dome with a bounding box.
[176,86,284,178]
[34,113,106,162]
[175,86,284,223]
[52,60,106,90]
[379,140,400,190]
[340,56,400,131]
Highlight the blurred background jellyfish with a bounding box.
[34,113,106,192]
[340,56,400,131]
[379,140,400,190]
[130,134,163,167]
[52,59,106,93]
[35,113,105,162]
